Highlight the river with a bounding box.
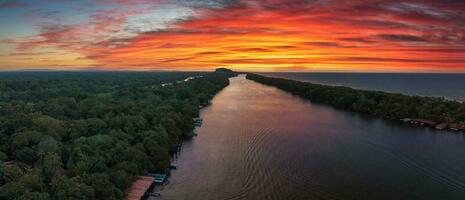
[154,75,465,200]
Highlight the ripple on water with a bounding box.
[156,75,465,200]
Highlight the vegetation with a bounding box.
[247,73,465,125]
[215,68,234,73]
[0,70,236,199]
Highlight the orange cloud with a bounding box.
[3,0,465,72]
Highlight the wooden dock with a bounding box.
[125,176,154,200]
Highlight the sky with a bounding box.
[1,0,465,72]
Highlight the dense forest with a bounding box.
[247,73,465,129]
[0,71,236,199]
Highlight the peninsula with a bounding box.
[246,73,465,132]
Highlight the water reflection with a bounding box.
[156,75,465,200]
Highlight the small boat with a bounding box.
[146,192,161,197]
[146,173,167,185]
[449,123,460,131]
[193,118,203,127]
[400,118,412,123]
[435,123,448,130]
[185,132,197,137]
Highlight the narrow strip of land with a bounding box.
[246,73,465,132]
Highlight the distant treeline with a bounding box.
[0,71,235,199]
[246,73,465,124]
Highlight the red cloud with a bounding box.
[5,0,465,72]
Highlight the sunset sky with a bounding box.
[1,0,465,72]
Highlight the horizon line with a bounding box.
[1,68,465,74]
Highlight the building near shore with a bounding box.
[126,176,154,200]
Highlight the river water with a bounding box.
[156,75,465,200]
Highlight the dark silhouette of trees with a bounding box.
[0,71,235,199]
[247,73,465,125]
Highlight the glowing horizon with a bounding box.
[1,0,465,72]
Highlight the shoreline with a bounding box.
[246,73,465,134]
[400,118,465,133]
[143,73,237,200]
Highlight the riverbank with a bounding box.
[138,72,238,199]
[259,72,465,102]
[0,70,237,200]
[142,74,465,200]
[246,73,465,133]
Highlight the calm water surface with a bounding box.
[156,75,465,200]
[260,72,465,101]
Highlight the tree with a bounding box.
[0,181,29,200]
[16,147,39,166]
[2,164,24,183]
[37,152,63,184]
[0,71,234,199]
[50,177,94,200]
[84,173,122,200]
[31,116,65,140]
